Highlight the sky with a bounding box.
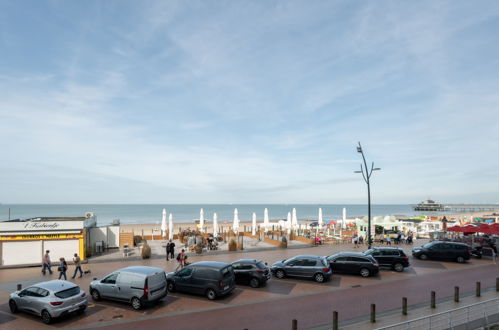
[0,0,499,204]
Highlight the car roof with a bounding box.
[370,247,403,250]
[232,259,263,264]
[430,241,467,245]
[118,266,165,275]
[292,255,324,259]
[189,261,231,269]
[31,280,78,292]
[330,252,368,257]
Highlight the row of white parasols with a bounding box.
[161,207,346,239]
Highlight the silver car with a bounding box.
[9,280,88,324]
[90,266,167,310]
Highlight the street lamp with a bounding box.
[355,142,381,249]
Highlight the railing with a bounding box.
[375,298,499,330]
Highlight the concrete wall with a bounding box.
[89,225,120,253]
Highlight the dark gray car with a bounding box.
[270,255,332,283]
[166,261,236,300]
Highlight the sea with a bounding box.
[0,204,428,225]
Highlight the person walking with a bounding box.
[58,257,68,280]
[41,250,53,275]
[169,239,175,260]
[71,253,83,279]
[166,241,171,261]
[490,242,497,264]
[386,234,392,246]
[175,249,185,271]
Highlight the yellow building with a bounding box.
[0,215,96,267]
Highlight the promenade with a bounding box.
[0,241,497,329]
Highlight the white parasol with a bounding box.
[318,208,323,229]
[233,208,240,232]
[292,208,298,229]
[199,208,204,233]
[168,213,173,240]
[213,213,218,237]
[264,208,269,230]
[161,208,167,237]
[252,212,256,236]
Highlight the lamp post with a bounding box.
[355,142,381,249]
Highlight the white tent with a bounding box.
[318,208,323,229]
[233,208,240,232]
[213,213,218,237]
[168,213,173,240]
[161,209,167,237]
[252,212,256,236]
[199,208,204,233]
[292,208,298,229]
[263,208,269,230]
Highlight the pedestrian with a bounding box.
[169,239,175,260]
[183,255,190,266]
[386,235,392,246]
[379,234,384,245]
[58,257,68,280]
[175,249,185,271]
[490,242,497,264]
[353,234,358,248]
[41,250,53,275]
[72,253,83,279]
[166,240,171,260]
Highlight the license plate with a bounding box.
[224,285,229,290]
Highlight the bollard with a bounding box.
[292,319,297,330]
[370,304,376,323]
[17,284,22,291]
[402,297,407,315]
[454,286,459,302]
[476,282,481,297]
[431,291,436,308]
[332,311,338,330]
[496,278,499,292]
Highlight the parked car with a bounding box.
[166,261,236,300]
[89,266,167,310]
[412,241,471,263]
[9,280,87,324]
[363,247,410,272]
[231,259,271,288]
[326,252,379,277]
[270,255,332,283]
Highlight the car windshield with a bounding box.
[55,286,80,299]
[364,249,375,255]
[256,261,267,269]
[422,242,436,248]
[221,266,233,277]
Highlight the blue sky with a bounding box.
[1,1,499,204]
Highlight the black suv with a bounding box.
[363,247,410,272]
[231,259,270,288]
[412,241,471,263]
[326,252,379,277]
[166,261,236,300]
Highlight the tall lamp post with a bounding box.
[355,142,381,249]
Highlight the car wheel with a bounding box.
[249,277,260,288]
[91,289,101,301]
[314,273,325,283]
[419,254,428,260]
[456,256,465,263]
[359,268,371,277]
[275,269,285,279]
[393,263,404,272]
[167,281,176,292]
[41,310,52,324]
[131,297,142,310]
[8,300,18,313]
[206,288,217,300]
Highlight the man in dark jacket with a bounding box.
[166,240,175,261]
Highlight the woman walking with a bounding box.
[58,257,68,280]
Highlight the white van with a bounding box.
[89,266,167,310]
